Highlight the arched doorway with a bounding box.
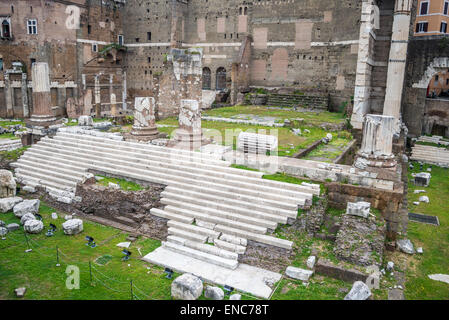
[202,67,211,90]
[216,67,226,90]
[2,20,10,38]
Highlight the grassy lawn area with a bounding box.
[0,146,30,161]
[404,162,449,300]
[0,133,20,140]
[203,105,346,125]
[156,117,351,157]
[95,175,146,191]
[0,201,257,300]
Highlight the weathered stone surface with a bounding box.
[51,212,58,220]
[0,220,4,227]
[0,226,8,237]
[62,218,83,235]
[22,186,36,193]
[0,170,16,198]
[108,182,120,189]
[397,239,415,254]
[419,196,429,203]
[414,172,431,187]
[388,288,405,300]
[64,215,73,220]
[428,274,449,284]
[334,214,385,267]
[344,281,371,300]
[171,273,203,300]
[285,266,314,281]
[346,201,371,218]
[78,115,94,126]
[204,286,224,300]
[386,261,394,272]
[229,294,242,300]
[6,223,19,232]
[307,256,317,269]
[417,247,423,254]
[14,287,26,298]
[24,219,44,234]
[20,213,36,225]
[0,197,22,213]
[13,199,40,218]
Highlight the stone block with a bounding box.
[13,199,40,218]
[20,213,36,225]
[0,197,23,213]
[346,201,371,218]
[62,219,83,235]
[344,281,371,300]
[204,286,224,300]
[24,220,44,234]
[414,172,431,187]
[0,169,16,198]
[285,266,314,281]
[171,273,203,300]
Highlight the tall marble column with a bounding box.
[27,62,58,126]
[382,0,412,132]
[354,114,396,169]
[129,97,160,141]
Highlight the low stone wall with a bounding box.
[326,182,405,237]
[239,240,293,273]
[315,259,369,283]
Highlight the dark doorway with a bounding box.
[216,67,226,90]
[202,67,211,90]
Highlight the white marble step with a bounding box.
[167,220,220,240]
[167,227,208,243]
[214,238,246,255]
[50,133,319,196]
[31,142,309,205]
[164,186,299,217]
[161,191,289,224]
[162,204,271,233]
[214,224,293,250]
[166,235,238,260]
[162,241,239,270]
[149,208,194,224]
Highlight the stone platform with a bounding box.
[143,246,281,299]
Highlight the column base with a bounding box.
[25,114,62,128]
[125,126,161,142]
[354,152,397,170]
[168,130,210,151]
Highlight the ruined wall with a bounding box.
[0,0,125,118]
[402,36,449,137]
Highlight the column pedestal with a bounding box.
[126,97,161,142]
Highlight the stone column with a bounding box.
[4,73,13,118]
[354,114,396,169]
[94,75,101,118]
[350,1,380,129]
[129,97,160,141]
[171,99,206,150]
[21,73,29,118]
[27,62,58,126]
[382,0,412,132]
[110,93,118,116]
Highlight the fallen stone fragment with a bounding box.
[344,281,371,300]
[0,197,23,213]
[204,286,224,300]
[13,199,40,218]
[230,294,241,300]
[51,212,58,220]
[386,261,394,272]
[307,256,317,269]
[22,186,36,193]
[285,266,314,281]
[20,213,36,225]
[14,287,26,298]
[6,223,19,232]
[416,247,423,254]
[62,219,83,235]
[116,242,131,249]
[171,273,203,300]
[24,219,44,234]
[346,201,371,218]
[0,226,8,237]
[419,196,429,203]
[396,239,415,254]
[428,274,449,284]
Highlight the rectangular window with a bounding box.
[118,34,124,46]
[30,58,36,67]
[420,1,429,15]
[416,22,429,33]
[87,25,91,34]
[0,58,3,71]
[441,22,448,33]
[147,32,151,41]
[445,2,449,15]
[27,19,37,34]
[92,43,98,52]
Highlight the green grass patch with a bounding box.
[230,164,260,172]
[0,133,20,140]
[415,141,448,149]
[96,175,146,191]
[0,201,175,300]
[95,254,113,266]
[0,146,30,161]
[263,172,325,195]
[404,162,449,300]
